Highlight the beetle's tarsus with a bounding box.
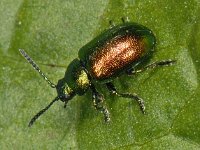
[106,82,145,114]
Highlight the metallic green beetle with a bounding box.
[19,19,175,127]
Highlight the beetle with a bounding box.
[19,19,175,127]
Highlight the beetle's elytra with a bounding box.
[19,19,175,127]
[79,22,156,82]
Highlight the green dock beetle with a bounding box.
[19,19,175,127]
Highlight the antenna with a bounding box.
[28,96,60,127]
[19,49,56,88]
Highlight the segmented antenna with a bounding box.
[19,49,56,88]
[28,96,60,127]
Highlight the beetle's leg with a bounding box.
[106,82,145,114]
[63,101,68,108]
[109,20,115,28]
[121,17,130,23]
[127,59,176,75]
[90,84,110,122]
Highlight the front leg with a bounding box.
[90,84,110,122]
[127,59,176,75]
[63,101,68,108]
[106,82,145,114]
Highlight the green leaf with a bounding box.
[0,0,200,149]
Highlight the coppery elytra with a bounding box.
[19,19,176,127]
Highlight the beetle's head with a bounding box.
[19,49,90,127]
[56,78,75,102]
[27,59,90,127]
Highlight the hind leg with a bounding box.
[106,82,145,114]
[126,59,176,75]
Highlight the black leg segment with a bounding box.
[63,101,68,108]
[90,84,110,122]
[109,20,115,28]
[127,59,176,75]
[121,17,130,23]
[106,82,145,114]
